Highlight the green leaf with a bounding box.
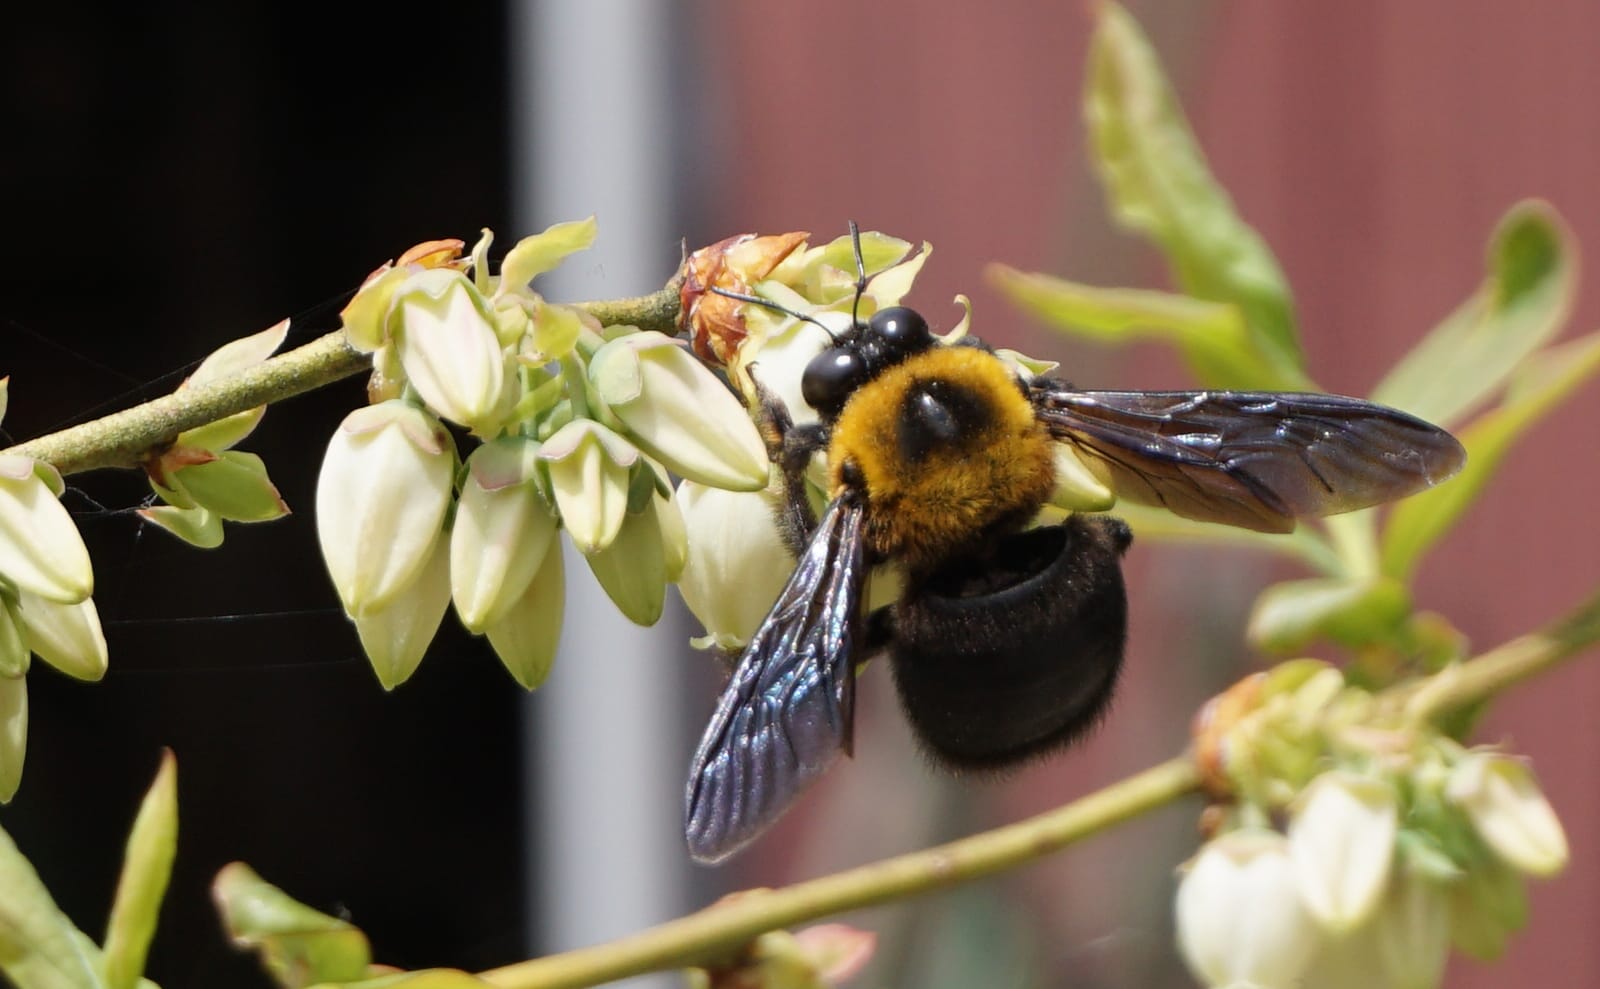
[1247,575,1412,654]
[212,863,370,988]
[1084,2,1305,390]
[1371,201,1576,427]
[174,452,289,524]
[498,217,598,291]
[0,821,106,989]
[1101,503,1342,575]
[988,266,1312,390]
[102,752,178,989]
[136,506,224,549]
[1382,332,1600,579]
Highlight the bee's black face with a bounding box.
[800,306,936,421]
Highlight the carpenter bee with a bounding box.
[684,228,1466,863]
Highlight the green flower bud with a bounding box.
[484,540,564,690]
[539,420,637,554]
[0,673,23,802]
[584,500,668,626]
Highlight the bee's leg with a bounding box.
[861,605,896,657]
[753,379,828,557]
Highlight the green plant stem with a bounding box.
[1,279,684,477]
[1404,585,1600,723]
[477,585,1600,989]
[479,756,1201,989]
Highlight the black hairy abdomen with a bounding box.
[889,516,1132,770]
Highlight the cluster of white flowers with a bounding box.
[1177,661,1568,988]
[316,220,784,689]
[0,380,107,800]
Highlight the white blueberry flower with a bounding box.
[1176,829,1323,989]
[315,402,455,616]
[450,438,557,633]
[1289,771,1400,932]
[588,332,769,491]
[675,480,794,651]
[1447,753,1568,877]
[390,268,512,434]
[351,532,452,690]
[14,590,107,682]
[0,456,93,604]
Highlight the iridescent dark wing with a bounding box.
[1031,385,1466,533]
[685,496,868,864]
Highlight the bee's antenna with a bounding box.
[709,286,842,345]
[848,220,870,330]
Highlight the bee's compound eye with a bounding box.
[801,348,867,416]
[867,306,932,356]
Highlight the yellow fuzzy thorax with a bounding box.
[826,345,1056,571]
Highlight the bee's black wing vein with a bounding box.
[1033,386,1466,533]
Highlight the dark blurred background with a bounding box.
[3,3,1599,988]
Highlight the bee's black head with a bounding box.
[801,306,934,420]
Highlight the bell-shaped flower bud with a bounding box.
[675,480,793,650]
[484,540,564,690]
[1289,771,1399,932]
[451,438,558,633]
[316,402,455,616]
[539,420,637,554]
[1176,829,1322,989]
[391,268,511,434]
[1448,857,1527,962]
[0,598,27,679]
[339,238,468,353]
[655,488,688,584]
[0,672,23,802]
[584,499,668,626]
[15,590,107,682]
[589,332,769,492]
[352,532,452,690]
[0,456,93,604]
[1447,753,1568,877]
